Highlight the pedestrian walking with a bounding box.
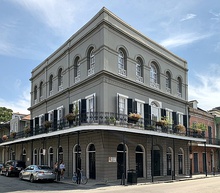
[54,162,59,181]
[59,161,65,179]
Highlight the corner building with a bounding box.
[1,7,205,182]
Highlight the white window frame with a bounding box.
[135,99,145,117]
[117,93,128,115]
[85,93,96,113]
[149,98,162,122]
[165,108,173,124]
[177,112,184,125]
[39,114,44,126]
[118,50,126,76]
[48,110,53,122]
[73,100,80,114]
[57,106,64,121]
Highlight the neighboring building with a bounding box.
[0,7,205,182]
[209,106,220,171]
[0,123,10,163]
[188,100,218,174]
[0,113,30,163]
[10,113,30,133]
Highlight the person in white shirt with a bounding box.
[59,161,65,179]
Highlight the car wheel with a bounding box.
[19,173,23,180]
[30,175,34,183]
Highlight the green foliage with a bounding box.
[0,107,13,123]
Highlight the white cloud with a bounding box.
[160,33,211,48]
[0,87,30,114]
[180,13,196,21]
[189,66,220,111]
[12,0,87,36]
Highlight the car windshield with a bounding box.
[17,161,25,167]
[37,166,52,170]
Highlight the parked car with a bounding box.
[0,160,26,177]
[19,165,56,182]
[0,163,3,171]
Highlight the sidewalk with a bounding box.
[56,173,220,188]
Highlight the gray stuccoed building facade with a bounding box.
[0,7,205,183]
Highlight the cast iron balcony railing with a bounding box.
[1,112,214,144]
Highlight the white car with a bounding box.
[19,165,56,182]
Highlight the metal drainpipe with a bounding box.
[172,138,176,180]
[151,135,154,182]
[205,142,207,177]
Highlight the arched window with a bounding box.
[167,147,172,175]
[49,74,53,96]
[58,68,63,91]
[39,81,43,101]
[150,63,159,89]
[177,77,182,97]
[166,71,171,93]
[34,85,37,104]
[178,148,184,174]
[136,57,143,83]
[74,57,80,83]
[118,48,127,76]
[87,47,95,76]
[117,144,127,179]
[73,145,81,172]
[136,145,144,177]
[48,147,53,168]
[39,148,44,165]
[87,144,96,179]
[33,149,38,165]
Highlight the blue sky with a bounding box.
[0,0,219,114]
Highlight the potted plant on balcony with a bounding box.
[128,113,141,121]
[65,103,79,122]
[43,121,52,128]
[24,126,31,137]
[175,124,186,133]
[2,134,8,141]
[10,131,17,138]
[156,117,170,127]
[106,116,116,125]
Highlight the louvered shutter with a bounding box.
[183,115,187,128]
[81,99,87,123]
[144,104,151,128]
[53,110,57,131]
[45,113,48,121]
[69,104,73,113]
[172,112,177,126]
[133,101,137,113]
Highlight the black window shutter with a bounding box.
[45,113,48,121]
[53,110,58,130]
[35,117,39,134]
[127,98,133,115]
[133,101,137,113]
[81,99,87,123]
[183,115,187,128]
[35,117,39,127]
[30,119,33,134]
[144,104,151,127]
[161,109,166,118]
[69,104,73,113]
[172,112,177,125]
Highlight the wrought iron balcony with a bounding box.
[1,112,213,144]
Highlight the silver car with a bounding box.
[19,165,55,182]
